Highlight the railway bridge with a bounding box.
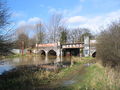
[36,42,84,57]
[35,36,96,57]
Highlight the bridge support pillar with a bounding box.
[45,51,48,57]
[57,53,60,57]
[56,49,60,57]
[45,51,48,63]
[79,48,83,57]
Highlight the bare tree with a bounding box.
[81,28,94,42]
[15,32,29,49]
[35,22,46,44]
[0,1,10,30]
[28,37,36,48]
[67,28,94,43]
[48,13,64,43]
[68,28,82,43]
[0,1,14,55]
[59,26,68,44]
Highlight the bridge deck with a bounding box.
[62,43,84,49]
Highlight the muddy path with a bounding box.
[36,65,87,90]
[57,66,86,86]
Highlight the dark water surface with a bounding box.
[0,55,72,75]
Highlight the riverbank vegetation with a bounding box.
[96,21,120,67]
[82,64,120,90]
[0,54,27,60]
[60,63,120,90]
[1,56,120,90]
[92,20,120,90]
[0,65,57,90]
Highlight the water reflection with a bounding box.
[0,65,15,75]
[0,55,73,74]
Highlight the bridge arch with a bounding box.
[39,50,46,56]
[92,51,96,58]
[48,49,57,56]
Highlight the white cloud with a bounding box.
[28,17,41,24]
[68,16,87,23]
[17,17,42,27]
[67,10,120,33]
[16,17,42,36]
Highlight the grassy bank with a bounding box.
[0,53,38,60]
[81,64,120,90]
[58,63,120,90]
[0,54,25,60]
[72,56,95,64]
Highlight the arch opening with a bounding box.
[48,50,57,56]
[40,50,46,56]
[92,52,96,58]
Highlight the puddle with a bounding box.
[0,65,15,75]
[62,80,76,86]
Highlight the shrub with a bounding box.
[96,21,120,66]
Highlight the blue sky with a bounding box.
[8,0,120,33]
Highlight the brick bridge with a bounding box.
[36,43,61,57]
[35,36,96,57]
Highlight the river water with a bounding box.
[0,55,72,75]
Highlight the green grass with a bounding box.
[64,63,120,90]
[85,64,120,90]
[81,56,94,60]
[55,57,120,90]
[0,53,38,59]
[0,54,27,59]
[71,56,95,65]
[7,54,26,58]
[77,64,105,90]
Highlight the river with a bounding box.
[0,55,72,75]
